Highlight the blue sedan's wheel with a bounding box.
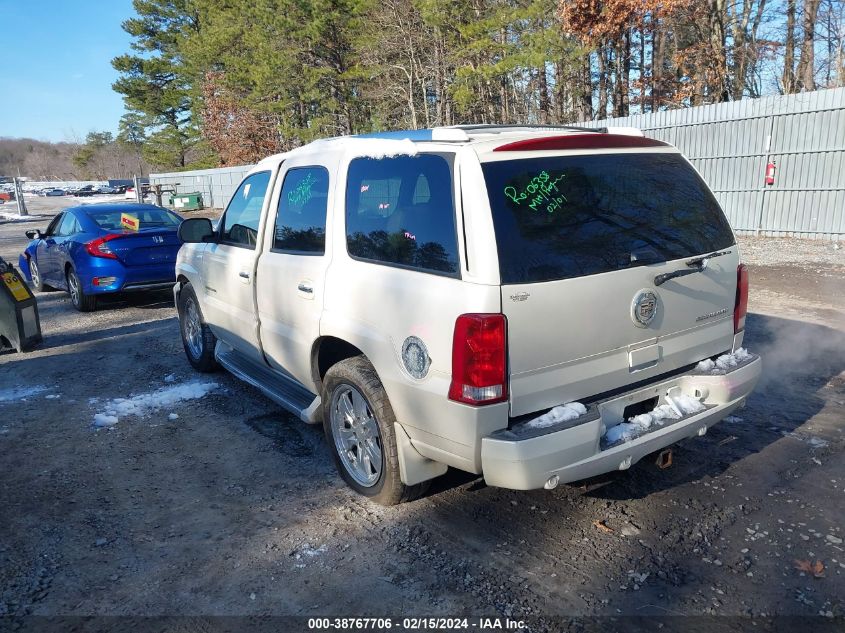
[67,268,96,312]
[29,259,45,292]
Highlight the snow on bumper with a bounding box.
[481,354,761,490]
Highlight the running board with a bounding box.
[215,343,321,423]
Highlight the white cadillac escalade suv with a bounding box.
[174,125,761,505]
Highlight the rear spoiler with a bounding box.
[493,133,668,152]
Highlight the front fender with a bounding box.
[18,253,31,281]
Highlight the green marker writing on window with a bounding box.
[504,171,567,213]
[287,173,316,207]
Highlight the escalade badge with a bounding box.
[631,289,659,328]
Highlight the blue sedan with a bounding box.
[18,203,183,311]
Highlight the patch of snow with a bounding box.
[604,394,706,446]
[669,393,708,416]
[524,402,587,429]
[45,394,61,400]
[696,348,751,374]
[317,137,419,159]
[724,415,743,423]
[164,373,176,383]
[783,432,829,449]
[93,414,119,428]
[168,413,179,420]
[295,544,327,558]
[0,385,49,402]
[0,211,36,221]
[92,380,218,427]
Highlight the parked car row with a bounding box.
[25,184,135,197]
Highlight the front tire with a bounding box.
[29,258,46,292]
[322,356,429,505]
[177,282,218,372]
[67,268,96,312]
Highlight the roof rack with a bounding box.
[447,124,609,135]
[347,123,615,144]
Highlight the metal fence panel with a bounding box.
[579,87,845,239]
[150,165,253,211]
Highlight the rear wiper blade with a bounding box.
[684,249,732,268]
[654,249,732,286]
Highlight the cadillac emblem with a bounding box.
[631,289,659,328]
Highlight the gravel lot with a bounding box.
[1,197,844,630]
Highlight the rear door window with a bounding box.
[55,213,80,236]
[345,154,459,276]
[482,152,735,284]
[273,167,330,254]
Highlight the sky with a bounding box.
[0,0,135,143]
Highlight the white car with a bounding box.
[174,125,761,505]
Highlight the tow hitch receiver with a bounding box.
[656,448,673,470]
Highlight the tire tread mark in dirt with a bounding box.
[244,412,323,459]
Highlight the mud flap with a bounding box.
[394,422,448,486]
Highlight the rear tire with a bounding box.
[177,282,218,372]
[67,268,96,312]
[322,356,430,505]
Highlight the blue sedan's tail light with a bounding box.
[85,235,121,259]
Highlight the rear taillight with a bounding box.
[85,235,121,259]
[734,263,749,333]
[448,313,508,406]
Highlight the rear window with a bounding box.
[86,207,181,230]
[345,154,459,276]
[482,153,735,284]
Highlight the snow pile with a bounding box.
[92,380,218,427]
[93,414,119,428]
[604,394,706,446]
[319,137,419,159]
[696,348,751,374]
[524,402,587,429]
[0,385,49,402]
[0,211,35,221]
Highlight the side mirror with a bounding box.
[25,229,42,240]
[178,217,215,243]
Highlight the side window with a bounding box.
[56,213,79,237]
[221,171,272,248]
[345,154,459,276]
[273,167,329,254]
[45,213,63,236]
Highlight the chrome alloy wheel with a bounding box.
[30,261,40,288]
[330,384,383,487]
[183,296,203,359]
[68,272,80,306]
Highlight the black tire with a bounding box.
[28,258,46,292]
[177,282,218,372]
[322,356,430,505]
[67,268,96,312]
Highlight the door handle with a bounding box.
[297,282,313,294]
[239,271,250,279]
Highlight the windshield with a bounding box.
[482,152,735,284]
[85,207,181,230]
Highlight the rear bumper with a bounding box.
[76,259,176,295]
[481,355,762,490]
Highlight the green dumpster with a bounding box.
[171,192,204,211]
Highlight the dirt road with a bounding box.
[1,205,843,629]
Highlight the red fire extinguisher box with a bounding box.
[765,161,776,185]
